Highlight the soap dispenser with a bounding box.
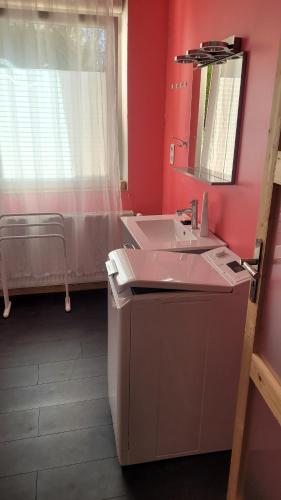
[200,192,209,237]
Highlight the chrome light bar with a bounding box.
[174,36,242,68]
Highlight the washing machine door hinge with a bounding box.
[240,239,263,303]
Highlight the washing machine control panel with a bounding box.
[202,248,250,285]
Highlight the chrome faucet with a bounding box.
[176,199,198,229]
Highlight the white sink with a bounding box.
[135,219,197,242]
[121,214,226,253]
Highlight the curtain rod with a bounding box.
[0,1,123,16]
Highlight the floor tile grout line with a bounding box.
[37,407,40,437]
[0,395,109,415]
[0,351,82,362]
[0,331,106,344]
[0,334,107,347]
[0,369,108,391]
[0,354,83,369]
[35,471,38,500]
[0,330,106,347]
[0,338,93,348]
[0,382,40,390]
[0,364,38,372]
[0,372,107,394]
[0,407,37,416]
[37,372,107,386]
[0,470,37,480]
[40,353,107,367]
[80,339,84,358]
[0,453,118,480]
[0,329,107,341]
[0,352,107,370]
[0,340,106,349]
[0,432,38,446]
[0,422,113,446]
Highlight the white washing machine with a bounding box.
[106,247,251,466]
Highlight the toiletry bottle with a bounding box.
[200,192,209,237]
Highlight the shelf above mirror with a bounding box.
[173,166,234,185]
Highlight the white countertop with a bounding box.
[121,214,226,252]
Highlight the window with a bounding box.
[0,6,127,189]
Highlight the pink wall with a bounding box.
[122,0,169,215]
[162,0,281,256]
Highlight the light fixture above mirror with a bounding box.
[174,36,242,68]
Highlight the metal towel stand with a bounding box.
[0,212,71,318]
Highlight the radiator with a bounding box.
[0,211,133,289]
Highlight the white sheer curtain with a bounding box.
[0,0,122,285]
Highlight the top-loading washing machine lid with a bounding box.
[106,248,235,294]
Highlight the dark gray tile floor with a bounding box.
[0,290,231,499]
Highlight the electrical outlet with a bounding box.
[170,143,175,165]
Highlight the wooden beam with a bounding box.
[227,308,257,500]
[250,354,281,427]
[274,151,281,185]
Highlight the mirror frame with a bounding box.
[176,52,247,185]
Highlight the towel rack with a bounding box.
[0,212,71,318]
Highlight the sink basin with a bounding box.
[121,214,226,253]
[135,219,197,242]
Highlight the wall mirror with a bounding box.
[174,38,246,184]
[186,54,246,184]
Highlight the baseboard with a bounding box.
[0,281,107,297]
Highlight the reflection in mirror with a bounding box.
[187,54,245,184]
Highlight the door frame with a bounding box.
[227,41,281,499]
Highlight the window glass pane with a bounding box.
[0,68,73,180]
[0,17,109,185]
